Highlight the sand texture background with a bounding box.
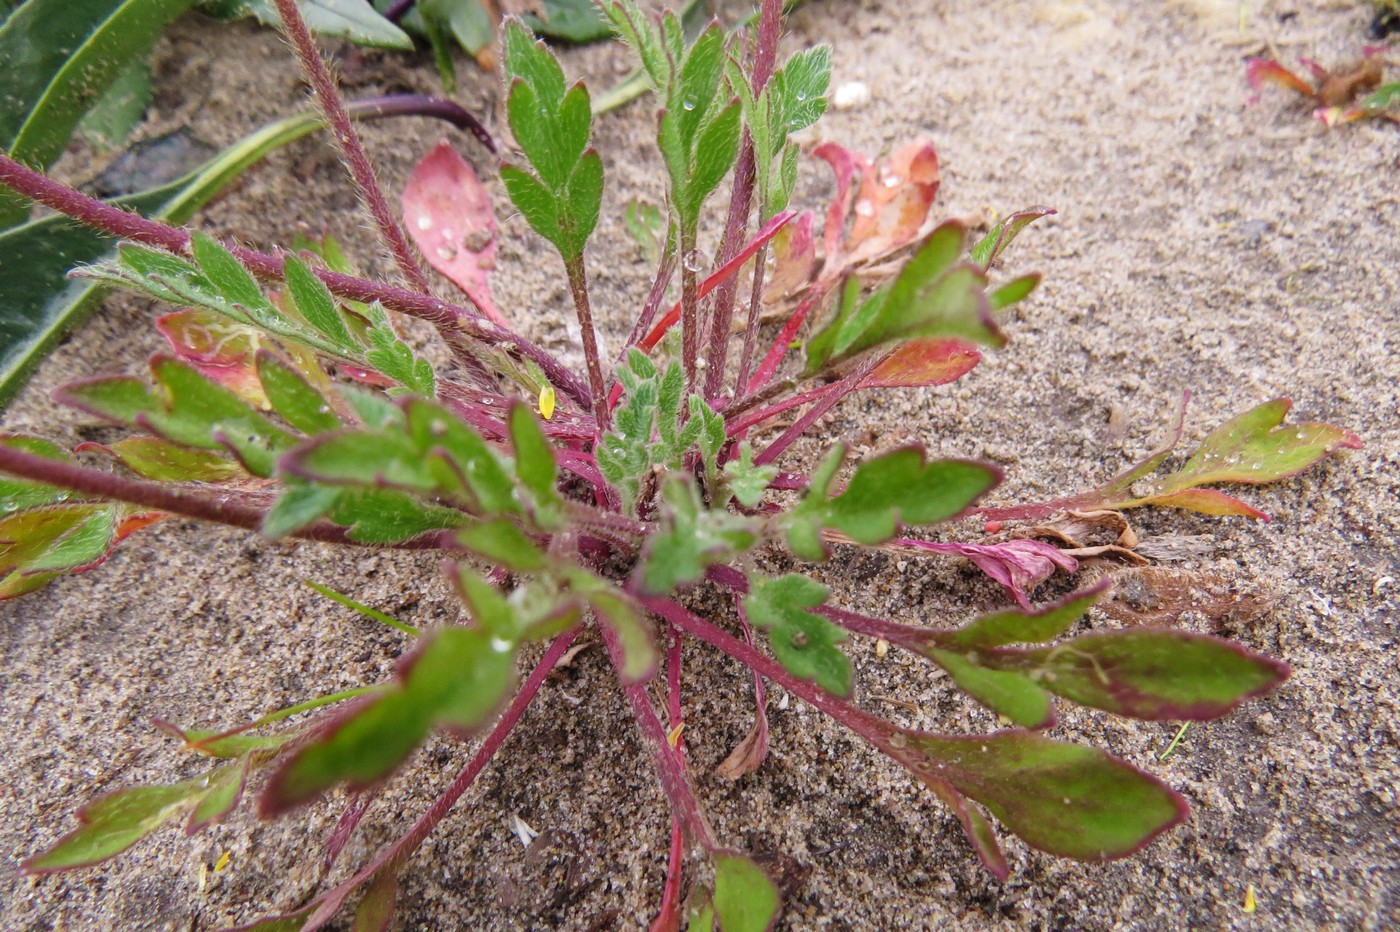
[1,0,1396,928]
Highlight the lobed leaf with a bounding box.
[636,478,758,595]
[785,443,999,560]
[744,574,851,697]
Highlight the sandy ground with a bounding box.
[1,0,1397,929]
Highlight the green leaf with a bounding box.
[0,0,198,226]
[255,351,340,435]
[578,576,656,684]
[500,163,561,249]
[805,223,1009,375]
[24,771,219,872]
[263,625,518,811]
[523,0,612,44]
[925,650,1053,728]
[562,148,604,258]
[637,477,758,595]
[331,488,465,544]
[711,851,780,932]
[1087,398,1362,518]
[894,731,1187,861]
[282,254,353,351]
[365,305,436,397]
[204,0,413,49]
[968,206,1056,269]
[675,24,727,146]
[75,58,153,151]
[456,519,546,572]
[262,483,342,539]
[507,403,561,526]
[684,100,741,220]
[0,104,388,404]
[743,574,851,697]
[722,440,777,508]
[785,444,998,558]
[943,590,1100,649]
[980,630,1290,721]
[773,45,830,137]
[100,436,243,482]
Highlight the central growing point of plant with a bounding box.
[0,0,1361,927]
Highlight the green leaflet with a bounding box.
[636,477,758,595]
[784,443,999,560]
[499,19,602,262]
[597,350,726,513]
[201,0,413,49]
[743,574,851,697]
[805,222,1017,375]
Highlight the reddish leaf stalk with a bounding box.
[703,0,785,400]
[623,242,677,359]
[0,443,448,549]
[0,154,591,409]
[565,258,613,433]
[599,619,717,849]
[272,0,432,293]
[731,240,770,394]
[753,361,875,466]
[653,628,688,932]
[725,379,844,437]
[679,225,702,400]
[746,282,832,394]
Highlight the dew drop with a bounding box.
[888,732,909,749]
[681,98,697,112]
[854,199,875,217]
[416,215,433,231]
[436,245,457,260]
[682,249,705,272]
[490,637,513,653]
[883,173,902,188]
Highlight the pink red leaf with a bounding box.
[155,309,268,408]
[815,139,941,269]
[402,141,505,326]
[1245,58,1316,99]
[858,338,981,390]
[761,209,817,304]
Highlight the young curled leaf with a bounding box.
[636,477,758,595]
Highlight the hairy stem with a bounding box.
[0,443,450,550]
[703,0,785,400]
[600,619,716,849]
[752,361,873,466]
[679,223,701,399]
[272,0,431,292]
[731,241,770,394]
[565,258,612,433]
[0,154,591,409]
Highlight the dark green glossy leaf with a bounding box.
[75,58,153,151]
[0,0,197,226]
[262,483,342,539]
[203,0,412,49]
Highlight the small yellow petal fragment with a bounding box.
[538,384,556,420]
[875,638,890,659]
[1243,884,1257,913]
[666,723,685,748]
[214,850,231,873]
